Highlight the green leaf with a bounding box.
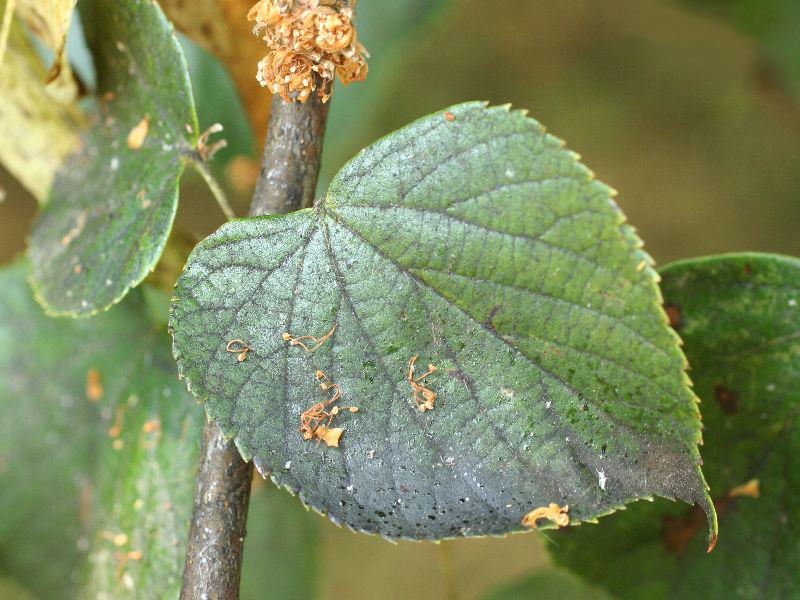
[549,253,800,599]
[241,483,321,600]
[482,569,612,600]
[0,263,203,598]
[27,0,199,317]
[170,102,714,540]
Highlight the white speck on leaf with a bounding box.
[597,468,607,490]
[284,460,292,469]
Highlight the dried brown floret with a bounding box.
[248,0,368,103]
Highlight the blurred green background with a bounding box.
[2,0,799,598]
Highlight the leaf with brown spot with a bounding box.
[551,253,800,599]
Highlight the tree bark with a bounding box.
[180,88,330,599]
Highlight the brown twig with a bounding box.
[179,79,330,599]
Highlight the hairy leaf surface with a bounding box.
[28,0,198,317]
[171,102,714,540]
[0,263,202,597]
[551,253,800,599]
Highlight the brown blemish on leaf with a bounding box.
[282,323,336,353]
[73,263,82,274]
[408,354,438,411]
[126,115,150,149]
[141,418,162,449]
[714,384,738,414]
[137,189,152,209]
[86,367,103,401]
[663,303,683,330]
[444,111,456,122]
[743,262,753,276]
[61,209,88,246]
[107,405,126,438]
[522,503,569,528]
[226,338,251,362]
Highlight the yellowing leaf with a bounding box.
[0,21,84,201]
[16,0,78,102]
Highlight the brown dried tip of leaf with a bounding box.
[728,478,760,499]
[522,503,570,529]
[248,0,368,103]
[86,367,103,402]
[127,115,150,150]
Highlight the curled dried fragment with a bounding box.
[300,370,358,446]
[282,323,336,352]
[196,123,228,162]
[127,115,150,150]
[522,503,569,529]
[226,339,251,362]
[408,354,438,411]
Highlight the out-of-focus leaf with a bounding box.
[161,0,271,142]
[240,481,321,600]
[0,577,34,600]
[0,20,84,202]
[28,0,199,317]
[678,0,800,97]
[16,0,78,101]
[171,102,714,540]
[550,253,800,599]
[482,569,612,600]
[320,0,453,190]
[0,263,203,598]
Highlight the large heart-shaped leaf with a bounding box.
[27,0,199,317]
[550,253,800,599]
[0,263,203,598]
[171,102,714,540]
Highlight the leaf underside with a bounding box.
[27,0,198,317]
[171,102,714,540]
[550,253,800,599]
[0,263,202,598]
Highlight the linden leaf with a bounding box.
[27,0,199,317]
[170,102,715,540]
[0,263,203,598]
[550,253,800,599]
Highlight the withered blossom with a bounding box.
[248,0,368,103]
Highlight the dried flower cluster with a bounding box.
[247,0,368,103]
